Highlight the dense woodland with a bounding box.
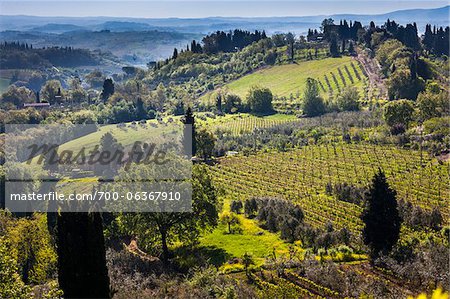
[0,14,449,299]
[0,42,100,69]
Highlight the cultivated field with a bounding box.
[210,144,449,236]
[201,57,367,107]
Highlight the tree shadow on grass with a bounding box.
[173,245,232,270]
[250,110,277,117]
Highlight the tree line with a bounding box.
[310,18,449,58]
[165,29,268,63]
[423,24,450,56]
[0,41,99,69]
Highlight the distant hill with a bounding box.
[378,5,449,23]
[30,23,86,33]
[330,6,449,32]
[0,6,447,64]
[0,30,202,65]
[94,21,158,32]
[0,6,448,35]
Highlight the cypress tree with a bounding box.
[135,97,146,119]
[302,78,326,117]
[101,78,114,102]
[329,35,339,57]
[216,93,222,113]
[56,212,110,298]
[0,170,4,210]
[423,24,434,50]
[348,41,355,55]
[182,107,196,157]
[172,48,178,60]
[362,169,401,261]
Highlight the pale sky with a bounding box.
[0,1,447,18]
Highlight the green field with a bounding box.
[201,57,367,106]
[63,114,297,152]
[56,113,296,153]
[200,212,294,265]
[59,118,182,153]
[47,113,297,157]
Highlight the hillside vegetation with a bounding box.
[0,42,101,69]
[1,13,449,299]
[201,56,366,105]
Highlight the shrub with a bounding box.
[336,86,360,111]
[244,198,258,217]
[246,86,273,114]
[230,200,243,214]
[387,69,425,101]
[302,78,326,117]
[390,123,406,135]
[220,212,242,234]
[0,237,31,299]
[417,89,449,120]
[383,99,415,127]
[223,93,242,114]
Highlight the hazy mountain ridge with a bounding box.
[0,5,448,34]
[0,6,447,65]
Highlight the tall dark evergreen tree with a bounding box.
[362,169,401,261]
[401,23,420,50]
[261,30,267,39]
[56,212,110,298]
[216,93,222,113]
[422,25,450,56]
[302,78,326,117]
[423,24,434,51]
[101,78,114,102]
[135,97,146,120]
[348,41,355,55]
[172,48,178,60]
[286,32,295,62]
[329,35,339,57]
[182,107,196,157]
[0,169,4,210]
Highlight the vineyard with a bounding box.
[316,61,367,95]
[250,261,414,298]
[201,57,368,109]
[211,115,298,135]
[210,144,449,236]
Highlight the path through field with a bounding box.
[355,50,387,99]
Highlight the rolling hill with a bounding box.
[201,57,367,107]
